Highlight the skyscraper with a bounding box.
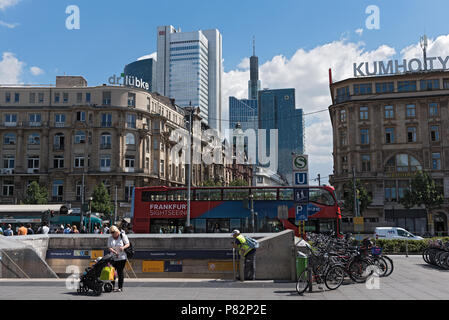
[229,97,258,132]
[248,37,261,100]
[258,89,305,184]
[124,57,157,92]
[156,26,223,132]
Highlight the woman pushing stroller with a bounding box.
[107,225,130,292]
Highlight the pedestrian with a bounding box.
[93,225,100,234]
[232,230,257,281]
[103,223,110,234]
[71,225,80,234]
[26,224,34,235]
[18,224,28,236]
[64,224,71,234]
[3,224,13,236]
[213,223,221,233]
[107,225,130,292]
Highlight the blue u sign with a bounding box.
[294,172,308,186]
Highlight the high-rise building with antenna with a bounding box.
[248,37,261,100]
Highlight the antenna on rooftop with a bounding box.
[420,34,428,71]
[252,36,256,56]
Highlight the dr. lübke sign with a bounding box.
[353,56,449,77]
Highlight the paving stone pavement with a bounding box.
[0,255,448,300]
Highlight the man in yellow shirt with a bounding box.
[18,224,28,236]
[232,230,256,281]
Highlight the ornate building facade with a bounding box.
[329,71,449,236]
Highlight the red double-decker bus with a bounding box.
[131,186,342,237]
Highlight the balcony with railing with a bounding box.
[53,144,65,151]
[100,143,112,150]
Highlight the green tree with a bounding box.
[399,171,443,233]
[342,180,372,216]
[24,181,48,204]
[229,179,249,187]
[91,183,114,219]
[202,179,220,187]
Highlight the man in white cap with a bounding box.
[232,230,256,281]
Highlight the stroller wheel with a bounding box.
[94,283,103,296]
[104,283,113,293]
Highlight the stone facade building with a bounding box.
[0,76,251,219]
[329,71,449,236]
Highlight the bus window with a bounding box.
[142,191,166,202]
[252,189,277,200]
[167,190,188,201]
[223,189,249,200]
[309,188,335,206]
[192,219,206,233]
[196,189,222,201]
[279,189,293,200]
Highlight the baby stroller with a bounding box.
[78,254,115,296]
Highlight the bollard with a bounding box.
[239,255,245,282]
[406,240,408,258]
[232,248,236,280]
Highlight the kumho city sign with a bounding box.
[353,56,449,77]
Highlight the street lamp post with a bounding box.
[88,196,93,233]
[185,105,195,230]
[249,194,255,233]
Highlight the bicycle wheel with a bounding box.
[296,269,309,295]
[348,259,372,283]
[382,255,394,277]
[324,265,345,291]
[373,257,388,277]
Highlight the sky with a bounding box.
[1,0,449,185]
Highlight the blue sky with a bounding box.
[1,0,449,183]
[2,0,448,84]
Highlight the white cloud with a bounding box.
[30,66,44,76]
[137,52,157,61]
[0,20,18,28]
[0,0,19,10]
[355,28,364,36]
[0,52,25,84]
[237,57,250,70]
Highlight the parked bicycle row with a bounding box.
[296,233,394,295]
[422,239,449,270]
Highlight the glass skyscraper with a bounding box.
[124,57,157,92]
[156,26,222,132]
[229,97,258,131]
[258,88,305,184]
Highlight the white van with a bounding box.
[374,227,424,240]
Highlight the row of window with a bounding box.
[4,92,92,104]
[1,179,135,201]
[337,78,449,102]
[342,152,442,173]
[339,103,440,123]
[341,125,442,147]
[2,131,140,147]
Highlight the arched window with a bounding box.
[385,154,422,173]
[28,133,40,145]
[126,133,135,145]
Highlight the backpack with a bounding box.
[244,236,259,249]
[120,233,135,259]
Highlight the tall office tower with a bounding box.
[124,57,157,92]
[258,89,305,184]
[156,26,222,132]
[229,97,258,132]
[248,37,261,100]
